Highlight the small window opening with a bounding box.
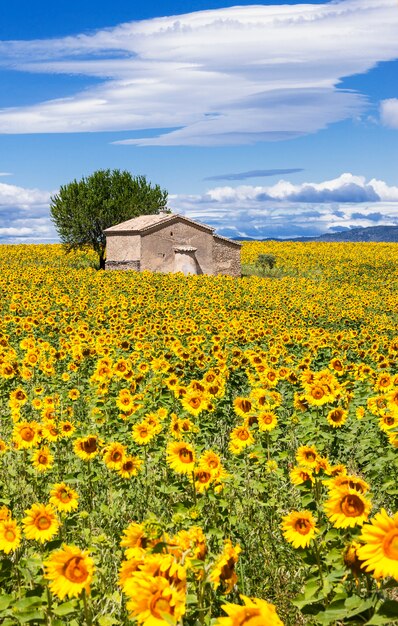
[170,231,173,236]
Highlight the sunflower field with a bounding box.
[0,241,398,626]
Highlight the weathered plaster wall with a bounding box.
[140,221,214,274]
[105,260,141,271]
[106,234,141,262]
[213,239,241,277]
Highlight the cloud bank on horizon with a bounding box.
[0,0,397,146]
[2,173,398,243]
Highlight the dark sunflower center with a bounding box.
[340,495,364,517]
[179,448,193,463]
[63,556,89,583]
[82,438,97,453]
[37,515,51,530]
[295,519,311,535]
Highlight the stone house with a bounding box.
[104,212,241,276]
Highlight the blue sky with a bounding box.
[0,0,398,241]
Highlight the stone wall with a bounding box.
[105,260,141,271]
[213,238,241,277]
[106,233,141,263]
[140,221,214,274]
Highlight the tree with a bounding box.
[50,169,168,269]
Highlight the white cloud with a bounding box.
[0,181,56,242]
[0,172,12,177]
[0,0,397,144]
[171,173,398,238]
[1,172,398,243]
[380,98,398,128]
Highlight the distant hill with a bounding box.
[234,225,398,243]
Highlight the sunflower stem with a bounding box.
[313,540,324,588]
[191,471,197,506]
[46,585,53,625]
[82,589,92,626]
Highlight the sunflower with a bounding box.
[233,397,254,418]
[44,544,95,599]
[193,468,214,493]
[31,446,54,473]
[73,435,100,461]
[289,466,314,486]
[295,445,319,468]
[328,475,370,495]
[210,540,241,593]
[120,521,160,559]
[103,442,126,470]
[213,595,284,626]
[59,420,75,438]
[304,384,331,406]
[378,413,398,432]
[125,574,186,625]
[326,408,348,428]
[0,438,8,454]
[166,441,196,474]
[13,421,40,449]
[49,483,79,513]
[23,503,60,543]
[132,422,156,446]
[281,510,318,549]
[0,519,22,554]
[257,411,278,432]
[0,506,10,521]
[229,426,255,454]
[357,509,398,580]
[324,488,371,529]
[118,456,143,479]
[181,391,209,416]
[198,450,226,480]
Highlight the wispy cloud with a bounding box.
[0,172,12,177]
[204,168,303,181]
[0,1,397,145]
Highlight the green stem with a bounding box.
[46,585,53,626]
[82,589,93,626]
[313,541,324,588]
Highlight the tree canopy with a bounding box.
[50,169,168,268]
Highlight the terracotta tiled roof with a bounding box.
[103,212,241,246]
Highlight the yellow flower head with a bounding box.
[132,421,156,446]
[125,574,186,625]
[281,510,318,549]
[326,408,348,428]
[214,595,284,626]
[103,442,126,470]
[357,509,398,580]
[290,466,314,486]
[257,411,278,432]
[295,445,319,468]
[210,540,241,593]
[23,503,60,543]
[0,519,22,554]
[44,544,94,600]
[49,483,79,513]
[13,421,40,449]
[229,425,255,454]
[73,435,100,461]
[324,488,371,529]
[32,446,54,473]
[166,441,196,474]
[118,455,143,479]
